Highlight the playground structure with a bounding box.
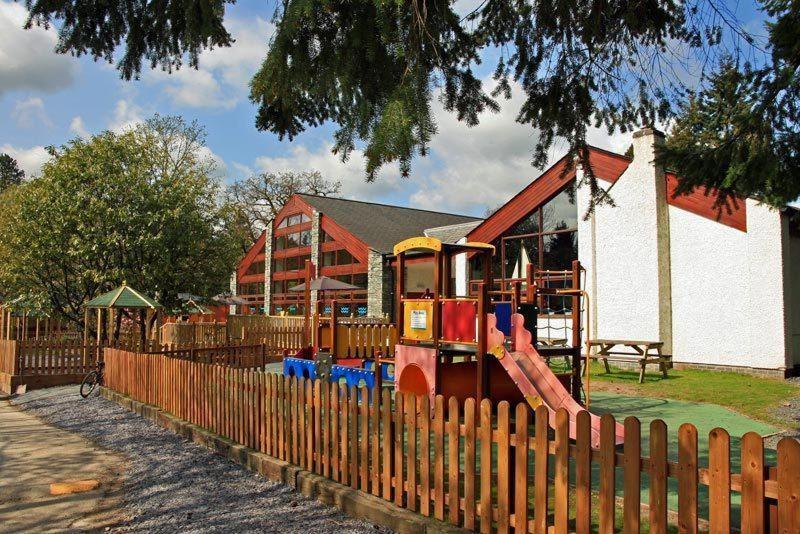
[283,235,622,446]
[282,260,395,391]
[391,237,622,446]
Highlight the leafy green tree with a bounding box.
[0,153,25,192]
[0,115,240,325]
[23,0,795,207]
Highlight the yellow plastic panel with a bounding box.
[403,300,435,342]
[393,236,442,256]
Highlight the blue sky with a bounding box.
[0,1,783,216]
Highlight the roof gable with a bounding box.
[86,284,161,309]
[424,220,483,244]
[468,154,588,244]
[467,143,748,241]
[664,172,747,231]
[297,194,481,254]
[237,230,266,279]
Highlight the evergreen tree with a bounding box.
[22,0,798,208]
[659,2,800,209]
[0,153,25,192]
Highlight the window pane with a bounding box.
[299,230,311,247]
[541,182,578,231]
[275,236,286,250]
[286,233,299,248]
[286,256,299,271]
[508,209,540,237]
[337,249,353,265]
[542,231,577,271]
[352,273,368,288]
[499,236,539,279]
[322,251,336,267]
[471,255,485,280]
[288,214,301,226]
[273,258,285,272]
[278,218,288,229]
[286,279,300,291]
[301,213,311,223]
[272,280,283,294]
[246,260,264,276]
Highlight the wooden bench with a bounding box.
[586,339,672,383]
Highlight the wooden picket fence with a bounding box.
[0,339,101,376]
[160,322,228,346]
[334,323,398,358]
[103,348,800,533]
[0,340,16,375]
[228,315,305,339]
[145,344,281,369]
[241,323,305,353]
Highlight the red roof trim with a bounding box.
[320,216,370,265]
[665,172,747,232]
[469,145,746,242]
[273,196,315,230]
[468,155,577,244]
[237,231,266,279]
[586,148,632,183]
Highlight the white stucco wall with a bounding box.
[578,130,670,348]
[454,249,469,297]
[669,200,787,369]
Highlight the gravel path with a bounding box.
[11,387,387,533]
[768,390,800,449]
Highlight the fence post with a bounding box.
[13,340,20,375]
[260,343,266,370]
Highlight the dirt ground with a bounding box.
[0,394,126,532]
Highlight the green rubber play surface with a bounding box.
[589,390,778,437]
[588,390,779,524]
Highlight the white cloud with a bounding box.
[146,16,273,109]
[108,99,145,132]
[231,161,254,179]
[0,1,76,95]
[245,78,632,216]
[196,145,228,181]
[0,144,50,177]
[69,116,90,138]
[407,80,630,214]
[11,97,52,128]
[253,142,405,202]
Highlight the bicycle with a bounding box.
[80,361,105,398]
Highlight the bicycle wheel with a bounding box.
[80,371,99,398]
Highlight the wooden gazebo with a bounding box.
[0,296,69,341]
[84,283,163,348]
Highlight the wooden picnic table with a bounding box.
[586,338,672,383]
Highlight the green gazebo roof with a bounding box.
[86,283,161,309]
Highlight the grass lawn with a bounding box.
[581,361,800,428]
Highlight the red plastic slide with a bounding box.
[488,313,624,448]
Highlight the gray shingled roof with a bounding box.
[424,220,483,244]
[297,194,482,254]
